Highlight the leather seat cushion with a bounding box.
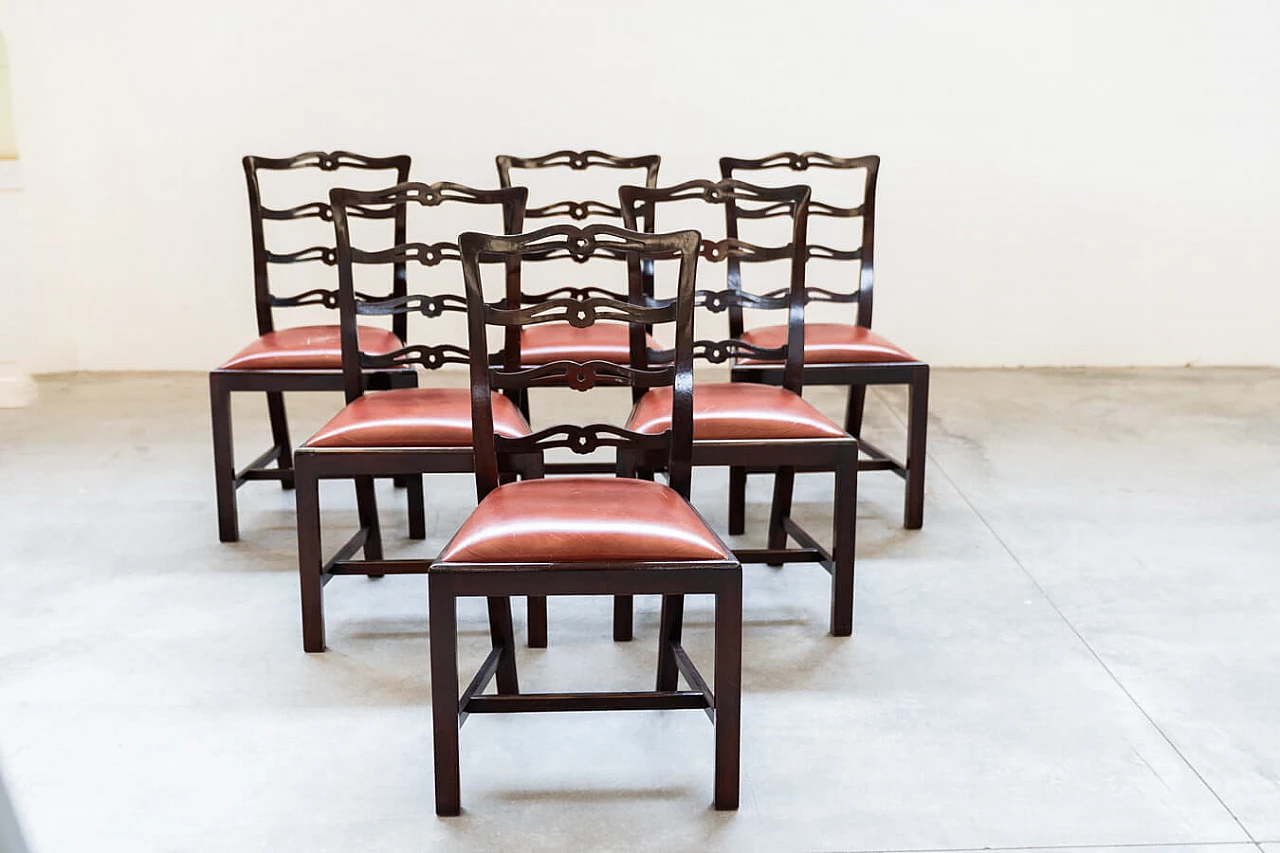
[627,383,847,441]
[520,321,660,366]
[218,325,403,371]
[437,477,731,563]
[304,388,530,448]
[738,323,916,364]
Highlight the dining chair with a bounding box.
[292,181,534,653]
[211,151,417,542]
[429,222,741,815]
[618,179,860,637]
[495,150,661,420]
[719,152,929,530]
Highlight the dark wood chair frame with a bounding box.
[617,179,860,637]
[292,181,534,653]
[719,152,929,530]
[211,151,418,542]
[495,149,661,429]
[429,223,742,815]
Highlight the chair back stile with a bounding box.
[328,182,529,405]
[618,180,812,396]
[459,224,701,503]
[719,152,878,329]
[243,151,412,340]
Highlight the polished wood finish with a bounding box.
[719,152,929,529]
[211,151,414,542]
[618,179,861,637]
[428,224,742,815]
[292,181,529,653]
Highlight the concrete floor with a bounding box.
[0,368,1278,852]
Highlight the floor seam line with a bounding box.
[866,386,1259,845]
[834,841,1260,853]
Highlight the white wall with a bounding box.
[2,0,1278,372]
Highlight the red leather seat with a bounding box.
[437,477,731,563]
[520,321,660,366]
[737,323,915,365]
[627,383,846,441]
[304,388,530,448]
[218,325,403,371]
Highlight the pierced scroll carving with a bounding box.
[270,287,391,309]
[351,242,462,267]
[360,344,470,371]
[527,200,623,220]
[492,360,675,391]
[498,150,661,172]
[697,237,793,264]
[757,286,861,305]
[355,293,467,318]
[496,423,670,456]
[489,296,674,329]
[694,288,790,314]
[266,246,336,265]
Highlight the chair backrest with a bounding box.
[329,181,528,402]
[243,151,412,340]
[460,224,701,501]
[618,180,811,394]
[719,152,879,328]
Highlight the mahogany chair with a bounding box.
[618,179,860,637]
[292,181,534,653]
[429,223,741,815]
[495,150,662,419]
[211,151,418,542]
[719,152,929,530]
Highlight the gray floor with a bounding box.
[0,369,1278,853]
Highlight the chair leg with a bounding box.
[265,390,295,490]
[727,467,747,536]
[407,474,426,540]
[613,596,634,642]
[831,447,858,637]
[713,571,742,811]
[843,384,867,437]
[766,467,796,566]
[354,475,383,561]
[526,596,548,649]
[296,462,326,653]
[486,596,520,694]
[904,368,929,530]
[655,594,685,692]
[429,574,462,817]
[209,375,239,543]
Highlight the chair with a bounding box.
[210,151,418,542]
[719,152,929,530]
[495,150,661,419]
[429,223,741,815]
[618,179,860,637]
[292,181,533,653]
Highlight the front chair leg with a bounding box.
[265,390,295,490]
[831,447,858,637]
[904,368,929,530]
[295,463,326,652]
[713,572,743,811]
[209,375,239,543]
[613,596,634,642]
[766,467,796,566]
[428,574,462,816]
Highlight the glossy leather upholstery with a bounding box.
[520,321,659,366]
[437,477,731,563]
[304,388,530,448]
[627,383,847,441]
[218,325,403,371]
[737,322,916,365]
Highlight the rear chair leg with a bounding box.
[843,384,867,438]
[655,594,685,691]
[354,475,383,561]
[728,467,747,536]
[613,596,634,642]
[487,596,520,694]
[831,448,858,637]
[766,467,796,566]
[407,474,426,540]
[265,391,294,490]
[527,597,548,648]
